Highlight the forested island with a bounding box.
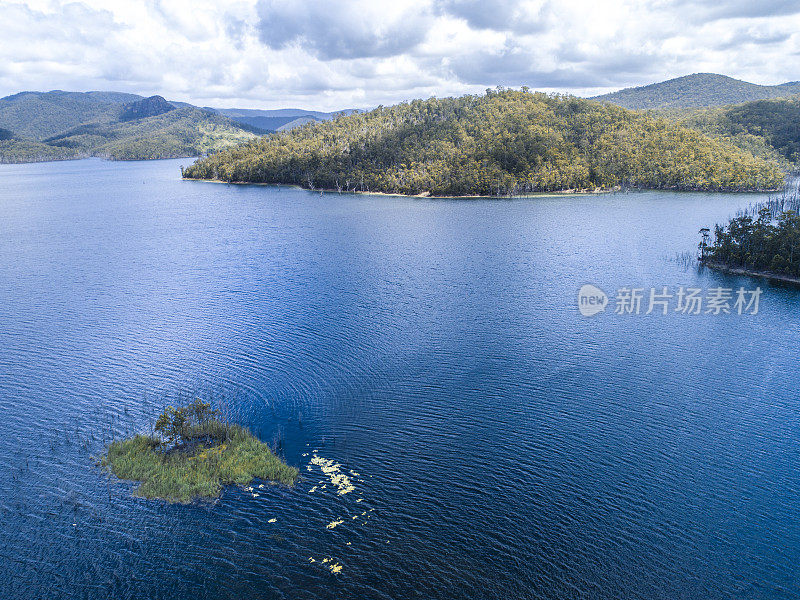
[703,200,800,280]
[182,89,785,196]
[102,399,298,503]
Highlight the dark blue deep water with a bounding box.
[1,158,799,600]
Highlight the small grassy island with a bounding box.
[102,400,298,503]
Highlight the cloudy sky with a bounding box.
[2,0,800,110]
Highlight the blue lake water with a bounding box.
[0,158,799,599]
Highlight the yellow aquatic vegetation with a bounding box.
[326,519,344,529]
[329,562,342,574]
[268,518,276,523]
[309,486,317,493]
[310,454,355,495]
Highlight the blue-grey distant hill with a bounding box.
[211,107,362,132]
[0,91,265,162]
[593,73,800,110]
[0,89,361,163]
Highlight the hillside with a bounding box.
[0,139,81,163]
[593,74,800,110]
[43,107,260,160]
[182,89,785,195]
[681,97,800,163]
[119,95,175,121]
[0,92,261,163]
[0,90,140,140]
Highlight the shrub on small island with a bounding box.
[102,400,298,503]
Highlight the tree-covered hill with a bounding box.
[593,74,800,110]
[0,139,81,163]
[0,91,263,163]
[681,97,800,163]
[42,107,260,160]
[182,89,785,195]
[0,90,141,140]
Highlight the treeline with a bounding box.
[0,138,81,163]
[709,205,800,276]
[182,89,784,195]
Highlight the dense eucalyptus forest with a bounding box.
[182,89,784,196]
[681,97,800,164]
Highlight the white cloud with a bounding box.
[0,0,799,110]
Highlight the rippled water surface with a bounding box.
[1,158,799,600]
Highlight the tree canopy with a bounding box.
[709,206,800,276]
[183,89,784,195]
[681,97,800,163]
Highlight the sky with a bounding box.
[2,0,800,111]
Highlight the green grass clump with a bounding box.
[102,420,298,503]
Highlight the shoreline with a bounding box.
[0,154,201,166]
[183,178,782,198]
[702,260,800,286]
[181,177,619,198]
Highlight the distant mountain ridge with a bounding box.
[0,91,265,163]
[0,90,142,140]
[0,89,360,163]
[593,73,800,110]
[211,107,362,133]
